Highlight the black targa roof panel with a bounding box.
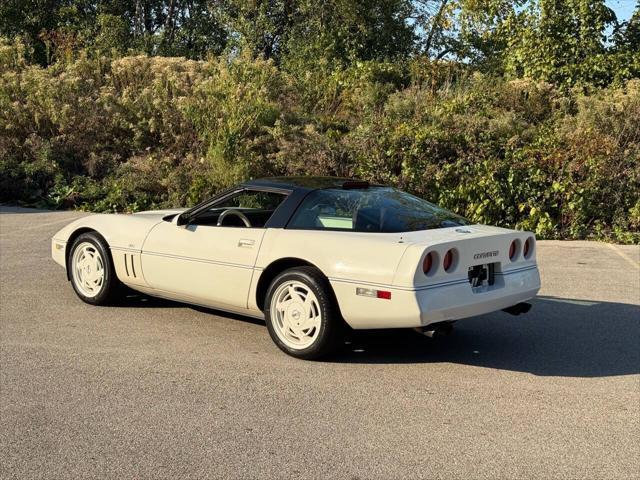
[243,176,375,192]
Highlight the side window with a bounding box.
[288,187,469,232]
[288,190,359,230]
[192,190,287,228]
[217,191,286,211]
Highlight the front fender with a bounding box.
[51,213,165,284]
[52,213,162,250]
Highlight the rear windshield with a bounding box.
[288,187,469,233]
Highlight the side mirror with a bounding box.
[176,213,190,227]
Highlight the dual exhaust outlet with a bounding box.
[414,302,532,337]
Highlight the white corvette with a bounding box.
[52,177,540,359]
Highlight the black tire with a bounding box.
[67,232,121,305]
[264,266,344,360]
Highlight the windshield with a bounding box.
[288,187,469,233]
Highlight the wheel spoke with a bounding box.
[276,298,293,312]
[300,311,320,331]
[303,293,314,308]
[287,285,303,303]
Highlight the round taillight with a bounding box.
[423,252,434,275]
[524,237,532,258]
[443,249,453,272]
[509,240,517,260]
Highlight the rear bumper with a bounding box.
[417,266,540,325]
[331,265,541,329]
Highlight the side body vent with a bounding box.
[124,253,137,278]
[111,248,146,286]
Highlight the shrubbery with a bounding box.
[1,39,638,243]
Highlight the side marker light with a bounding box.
[356,287,392,300]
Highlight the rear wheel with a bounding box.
[264,267,343,360]
[68,232,120,305]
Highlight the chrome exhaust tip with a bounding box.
[414,321,455,338]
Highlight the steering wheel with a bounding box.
[217,209,252,227]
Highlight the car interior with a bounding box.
[292,205,464,232]
[295,206,406,232]
[190,208,277,228]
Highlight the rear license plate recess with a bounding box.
[468,263,495,287]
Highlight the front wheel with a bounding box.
[68,232,120,305]
[264,267,343,360]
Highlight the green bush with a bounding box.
[0,39,638,243]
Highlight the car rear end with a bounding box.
[332,225,540,329]
[279,182,540,330]
[395,225,540,326]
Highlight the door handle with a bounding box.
[238,239,255,248]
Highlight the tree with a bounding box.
[163,0,227,58]
[0,0,228,63]
[224,0,415,65]
[503,0,620,87]
[412,0,462,60]
[0,0,89,64]
[612,2,640,52]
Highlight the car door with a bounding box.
[140,189,288,310]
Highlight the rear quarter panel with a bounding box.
[250,228,410,312]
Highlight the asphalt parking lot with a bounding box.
[1,207,639,479]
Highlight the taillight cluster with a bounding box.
[423,237,535,277]
[423,248,457,275]
[509,236,535,262]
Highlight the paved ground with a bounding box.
[0,207,638,479]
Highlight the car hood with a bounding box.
[53,209,187,251]
[132,208,186,221]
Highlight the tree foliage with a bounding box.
[503,0,639,87]
[2,0,638,77]
[0,1,638,242]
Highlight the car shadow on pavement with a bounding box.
[116,291,267,326]
[113,292,639,377]
[331,296,640,377]
[116,292,180,308]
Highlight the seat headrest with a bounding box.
[353,207,383,232]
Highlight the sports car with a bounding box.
[51,177,541,359]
